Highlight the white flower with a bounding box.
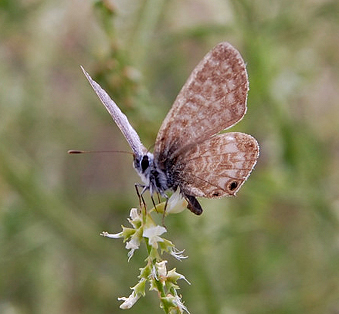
[100,231,123,239]
[170,247,188,261]
[151,260,167,282]
[156,260,167,278]
[161,294,190,314]
[127,208,141,228]
[125,237,140,250]
[151,264,158,281]
[118,279,146,308]
[129,208,139,220]
[125,237,140,261]
[166,189,187,214]
[118,291,140,309]
[173,294,190,314]
[167,268,191,285]
[143,225,167,248]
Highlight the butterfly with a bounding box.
[80,42,259,215]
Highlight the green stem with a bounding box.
[144,236,170,313]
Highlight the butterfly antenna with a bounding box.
[68,149,134,155]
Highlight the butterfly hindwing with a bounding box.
[171,132,259,198]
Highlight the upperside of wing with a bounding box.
[154,42,249,162]
[81,66,147,157]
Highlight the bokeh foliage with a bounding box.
[1,0,339,313]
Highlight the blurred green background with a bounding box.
[1,0,339,313]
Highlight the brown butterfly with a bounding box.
[80,42,259,215]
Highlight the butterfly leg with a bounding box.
[150,193,168,227]
[150,194,158,211]
[151,192,166,212]
[161,194,169,226]
[135,183,147,213]
[156,193,161,204]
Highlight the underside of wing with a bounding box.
[81,66,147,157]
[170,132,259,198]
[154,42,249,162]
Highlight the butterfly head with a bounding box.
[133,152,155,188]
[133,152,169,195]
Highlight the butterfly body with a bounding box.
[81,42,259,215]
[133,151,204,214]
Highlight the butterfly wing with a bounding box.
[153,42,249,162]
[81,66,147,157]
[171,132,259,198]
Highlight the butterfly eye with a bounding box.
[141,155,149,172]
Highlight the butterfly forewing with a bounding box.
[173,132,259,198]
[154,42,249,162]
[81,66,147,158]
